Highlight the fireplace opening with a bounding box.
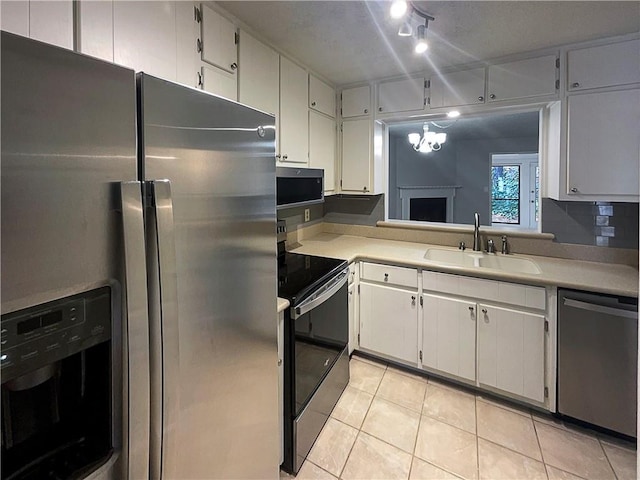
[410,197,447,222]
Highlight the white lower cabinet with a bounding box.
[477,304,546,403]
[359,282,418,364]
[422,294,476,382]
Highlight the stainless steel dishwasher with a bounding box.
[557,288,638,437]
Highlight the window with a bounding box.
[491,165,520,224]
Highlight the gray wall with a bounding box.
[454,136,538,225]
[541,199,639,248]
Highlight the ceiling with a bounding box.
[216,1,640,86]
[388,111,539,140]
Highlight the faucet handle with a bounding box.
[459,241,466,251]
[486,239,495,253]
[501,235,509,255]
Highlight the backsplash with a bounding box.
[323,194,385,226]
[541,198,639,249]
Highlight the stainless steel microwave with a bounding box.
[276,167,324,209]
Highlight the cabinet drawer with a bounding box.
[422,271,545,310]
[361,263,418,289]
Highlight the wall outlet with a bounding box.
[304,208,310,222]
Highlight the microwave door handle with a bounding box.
[293,268,349,319]
[145,180,180,479]
[119,181,151,480]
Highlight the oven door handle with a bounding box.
[292,267,349,319]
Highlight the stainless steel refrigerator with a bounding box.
[1,32,278,480]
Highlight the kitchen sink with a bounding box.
[424,247,541,274]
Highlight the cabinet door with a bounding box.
[348,283,357,355]
[429,68,485,109]
[238,30,279,116]
[342,85,371,118]
[1,1,29,37]
[279,57,309,164]
[30,0,73,49]
[567,89,640,196]
[309,75,336,117]
[378,77,425,114]
[477,304,545,403]
[359,283,418,364]
[568,39,640,91]
[201,65,237,101]
[422,294,476,382]
[114,1,177,81]
[487,55,557,102]
[78,0,114,62]
[341,119,371,193]
[309,111,336,192]
[200,4,237,74]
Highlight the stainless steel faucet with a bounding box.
[473,212,481,251]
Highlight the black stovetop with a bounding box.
[277,251,347,306]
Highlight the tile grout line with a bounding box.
[531,414,550,475]
[598,437,620,480]
[475,395,480,480]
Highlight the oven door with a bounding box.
[291,267,349,416]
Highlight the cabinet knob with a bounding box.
[570,187,578,193]
[489,94,496,99]
[364,108,368,114]
[311,101,317,107]
[230,62,238,70]
[481,308,488,314]
[378,107,383,112]
[468,306,474,312]
[411,296,416,305]
[571,82,580,88]
[282,154,288,160]
[384,273,389,281]
[478,96,484,102]
[363,187,368,192]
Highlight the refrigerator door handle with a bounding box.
[146,180,180,480]
[119,181,151,480]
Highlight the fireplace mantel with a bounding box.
[398,185,461,223]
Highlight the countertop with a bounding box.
[277,297,290,313]
[290,233,639,297]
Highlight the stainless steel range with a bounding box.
[277,228,349,474]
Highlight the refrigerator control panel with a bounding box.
[0,287,112,382]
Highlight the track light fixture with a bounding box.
[390,1,435,55]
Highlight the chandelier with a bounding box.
[408,124,447,153]
[390,0,435,54]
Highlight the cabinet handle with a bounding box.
[196,38,202,53]
[364,108,368,114]
[230,62,238,70]
[481,308,487,314]
[489,93,496,99]
[277,359,282,366]
[478,96,484,102]
[468,306,474,312]
[311,101,317,107]
[571,82,580,88]
[384,273,389,281]
[411,296,416,306]
[570,187,578,193]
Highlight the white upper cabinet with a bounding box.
[377,77,425,114]
[429,67,485,109]
[566,89,640,198]
[341,85,371,118]
[1,1,29,37]
[487,55,557,102]
[78,0,114,62]
[279,56,309,164]
[568,39,640,91]
[341,118,371,193]
[176,1,199,88]
[309,75,336,118]
[200,65,237,101]
[238,30,279,115]
[113,1,177,81]
[309,111,336,192]
[2,0,73,50]
[199,4,237,74]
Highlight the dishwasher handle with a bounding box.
[563,297,638,320]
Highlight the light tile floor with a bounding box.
[282,356,637,480]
